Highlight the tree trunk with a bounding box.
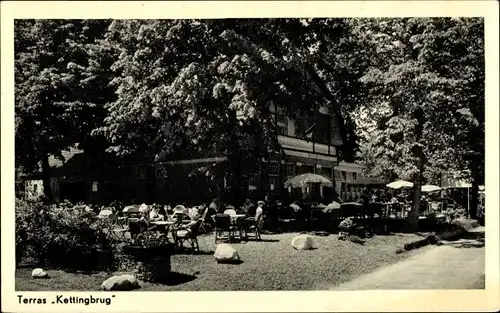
[41,154,53,203]
[229,153,243,206]
[469,172,479,220]
[408,107,426,231]
[409,177,422,231]
[143,161,156,204]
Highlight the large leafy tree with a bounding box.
[94,19,356,201]
[356,18,484,224]
[15,20,111,199]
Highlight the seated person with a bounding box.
[149,206,165,221]
[138,211,150,230]
[243,199,256,217]
[189,206,200,220]
[246,201,264,221]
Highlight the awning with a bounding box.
[283,149,338,167]
[347,178,386,186]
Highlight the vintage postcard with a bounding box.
[1,1,499,312]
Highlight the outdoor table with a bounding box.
[230,214,246,238]
[212,214,246,240]
[150,220,176,240]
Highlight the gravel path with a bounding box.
[332,238,485,290]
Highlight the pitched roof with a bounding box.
[48,146,83,168]
[303,63,348,147]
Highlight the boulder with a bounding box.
[101,274,141,291]
[31,268,49,279]
[291,234,315,250]
[214,244,241,263]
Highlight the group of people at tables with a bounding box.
[104,198,266,233]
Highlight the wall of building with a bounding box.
[335,162,366,201]
[24,179,44,200]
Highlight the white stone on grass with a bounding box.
[291,234,315,250]
[214,244,241,263]
[31,268,49,279]
[101,274,141,291]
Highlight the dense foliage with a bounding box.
[15,18,485,220]
[15,199,116,270]
[15,20,113,199]
[352,18,484,223]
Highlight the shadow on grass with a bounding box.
[17,261,113,275]
[216,260,244,265]
[172,250,215,256]
[251,239,280,243]
[154,272,197,286]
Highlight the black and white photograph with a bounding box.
[2,1,499,312]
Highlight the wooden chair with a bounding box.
[244,213,264,241]
[173,219,203,253]
[213,214,235,243]
[198,207,209,234]
[108,214,128,241]
[128,218,144,240]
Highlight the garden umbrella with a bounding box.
[284,173,333,188]
[386,180,414,189]
[421,185,441,193]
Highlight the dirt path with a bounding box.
[332,237,485,290]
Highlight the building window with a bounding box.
[249,173,259,187]
[353,172,357,181]
[295,112,314,138]
[269,161,279,175]
[286,163,296,178]
[269,175,278,190]
[341,171,347,181]
[321,167,331,179]
[334,170,342,181]
[314,113,331,145]
[33,184,38,193]
[278,123,286,135]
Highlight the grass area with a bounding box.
[16,232,426,291]
[471,274,485,289]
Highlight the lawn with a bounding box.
[16,232,427,291]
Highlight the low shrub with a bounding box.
[476,205,485,226]
[443,206,468,222]
[403,234,439,251]
[338,218,355,233]
[15,198,116,271]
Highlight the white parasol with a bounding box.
[386,180,414,189]
[421,185,441,193]
[284,173,333,188]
